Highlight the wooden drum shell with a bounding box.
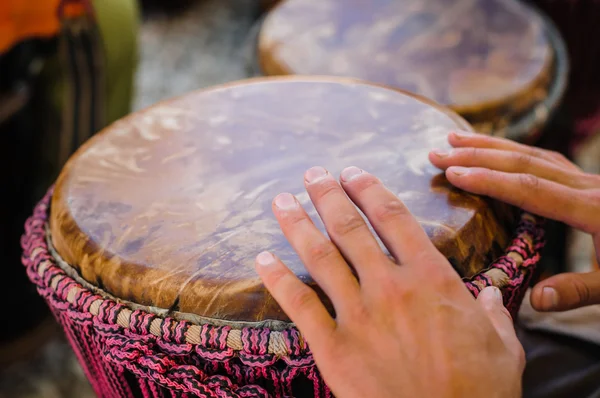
[22,77,545,397]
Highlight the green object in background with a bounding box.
[94,0,140,125]
[42,0,140,130]
[35,0,140,197]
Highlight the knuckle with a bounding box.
[348,173,380,194]
[330,213,366,238]
[528,146,547,159]
[587,174,600,188]
[515,343,526,370]
[431,267,461,288]
[515,152,533,168]
[548,150,567,161]
[312,180,340,202]
[588,189,600,204]
[376,275,412,302]
[264,267,289,287]
[306,239,337,264]
[572,276,592,306]
[288,285,318,311]
[415,252,455,282]
[518,173,540,190]
[465,147,482,159]
[286,211,307,227]
[347,302,371,322]
[319,336,345,361]
[372,200,410,224]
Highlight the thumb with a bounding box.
[477,286,525,368]
[531,271,600,311]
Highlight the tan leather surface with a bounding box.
[259,0,553,128]
[50,76,515,322]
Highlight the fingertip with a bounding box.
[477,286,503,307]
[428,150,449,168]
[273,192,300,212]
[339,167,380,191]
[447,130,472,145]
[304,166,330,185]
[255,251,277,268]
[340,166,365,183]
[531,284,560,311]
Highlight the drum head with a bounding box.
[50,77,515,323]
[259,0,554,133]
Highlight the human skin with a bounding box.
[429,131,600,312]
[253,165,524,398]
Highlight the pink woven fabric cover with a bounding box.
[22,189,545,398]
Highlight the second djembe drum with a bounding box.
[256,0,568,144]
[22,77,544,397]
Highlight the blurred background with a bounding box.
[1,0,599,396]
[0,1,263,396]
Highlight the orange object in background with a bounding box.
[0,0,86,54]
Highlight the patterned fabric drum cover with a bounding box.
[255,0,568,144]
[22,77,544,397]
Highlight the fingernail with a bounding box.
[256,251,275,266]
[448,166,469,176]
[480,286,503,304]
[274,193,298,210]
[492,286,503,302]
[541,287,559,310]
[340,166,363,182]
[431,149,449,158]
[450,130,471,139]
[305,166,328,184]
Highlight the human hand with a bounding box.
[254,166,524,398]
[429,131,600,312]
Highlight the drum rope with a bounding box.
[21,189,544,397]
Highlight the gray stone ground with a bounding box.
[133,0,261,111]
[0,1,261,396]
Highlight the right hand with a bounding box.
[254,166,524,397]
[429,131,600,312]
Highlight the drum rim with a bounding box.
[23,188,545,358]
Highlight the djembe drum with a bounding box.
[22,77,544,397]
[254,0,568,144]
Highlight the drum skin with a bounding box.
[258,0,556,137]
[49,76,516,324]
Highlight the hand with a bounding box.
[254,166,524,398]
[429,131,600,312]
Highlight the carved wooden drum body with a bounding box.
[255,0,568,144]
[22,77,544,397]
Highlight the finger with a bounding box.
[339,167,446,268]
[304,166,392,278]
[447,131,579,171]
[272,193,361,308]
[429,147,587,189]
[445,167,600,233]
[255,251,336,348]
[477,287,525,369]
[530,271,600,311]
[595,233,600,265]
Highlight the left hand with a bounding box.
[254,166,524,398]
[428,131,600,312]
